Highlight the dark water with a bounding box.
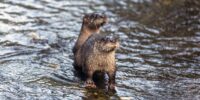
[0,0,199,99]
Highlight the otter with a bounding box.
[75,34,119,91]
[73,13,108,70]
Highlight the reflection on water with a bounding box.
[0,0,199,99]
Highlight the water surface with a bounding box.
[0,0,200,99]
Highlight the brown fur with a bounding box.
[76,34,119,90]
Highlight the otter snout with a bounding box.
[103,35,119,43]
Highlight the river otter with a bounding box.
[75,34,119,91]
[73,13,108,55]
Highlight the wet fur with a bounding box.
[75,34,119,90]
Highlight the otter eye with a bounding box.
[110,39,114,43]
[101,38,105,41]
[90,14,96,18]
[94,14,98,19]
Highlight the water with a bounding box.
[0,0,200,99]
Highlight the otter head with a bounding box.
[82,13,108,33]
[97,36,119,53]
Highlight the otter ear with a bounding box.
[83,17,88,22]
[83,14,90,23]
[113,35,120,42]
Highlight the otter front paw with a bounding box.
[85,80,96,88]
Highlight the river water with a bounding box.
[0,0,199,100]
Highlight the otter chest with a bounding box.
[86,52,115,71]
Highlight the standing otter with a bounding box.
[76,34,119,91]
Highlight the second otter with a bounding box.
[75,34,119,90]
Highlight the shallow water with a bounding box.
[0,0,200,100]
